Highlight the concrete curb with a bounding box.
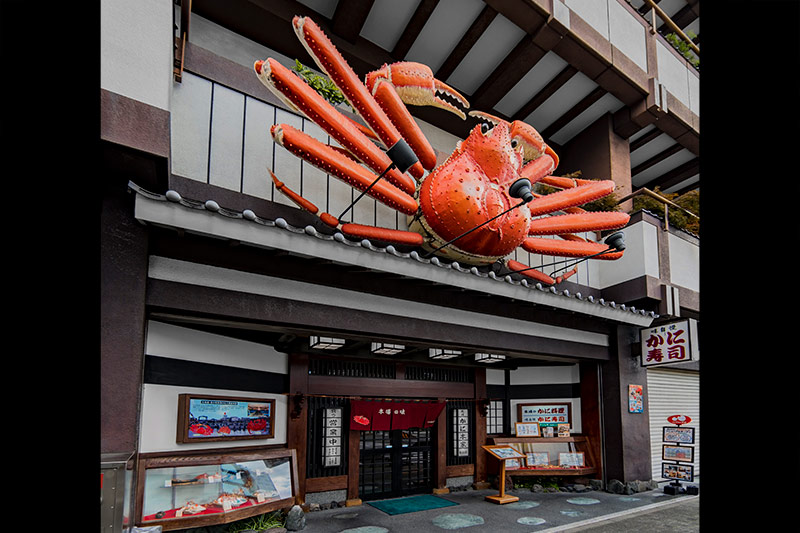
[536,494,698,532]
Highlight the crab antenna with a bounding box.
[422,178,533,259]
[338,139,418,221]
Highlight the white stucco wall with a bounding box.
[101,0,172,110]
[668,232,699,292]
[597,219,660,287]
[139,321,289,453]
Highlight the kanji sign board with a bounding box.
[640,319,699,367]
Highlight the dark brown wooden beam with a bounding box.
[332,0,376,43]
[512,65,577,122]
[629,127,663,152]
[541,86,606,139]
[391,0,440,59]
[434,4,497,81]
[631,143,683,176]
[470,35,547,112]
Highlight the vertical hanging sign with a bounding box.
[640,319,699,367]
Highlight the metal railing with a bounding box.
[617,187,699,233]
[640,0,700,57]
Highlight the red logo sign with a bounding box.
[353,415,370,426]
[667,414,691,425]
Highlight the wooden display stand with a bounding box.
[481,445,523,504]
[489,435,599,480]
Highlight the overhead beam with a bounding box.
[631,143,684,176]
[470,36,547,112]
[629,127,663,152]
[648,157,699,191]
[541,86,606,139]
[434,4,497,81]
[391,0,440,59]
[332,0,376,43]
[512,65,577,122]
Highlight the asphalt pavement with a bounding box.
[301,483,699,532]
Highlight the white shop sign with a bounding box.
[640,319,699,367]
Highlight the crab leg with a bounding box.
[504,259,579,286]
[291,17,418,174]
[527,180,617,216]
[272,123,417,215]
[528,211,630,235]
[521,237,624,259]
[255,58,415,196]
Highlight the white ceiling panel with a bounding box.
[663,173,699,195]
[444,14,527,95]
[548,92,625,145]
[628,123,656,143]
[630,132,675,167]
[493,51,568,117]
[360,0,422,51]
[523,71,597,132]
[404,0,485,71]
[632,147,695,187]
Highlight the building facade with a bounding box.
[100,1,700,530]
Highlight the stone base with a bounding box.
[485,494,519,504]
[472,481,491,490]
[345,498,362,507]
[432,487,450,495]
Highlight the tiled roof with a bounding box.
[129,181,659,322]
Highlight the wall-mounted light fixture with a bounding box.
[371,342,405,355]
[429,348,462,360]
[474,353,506,363]
[309,336,346,350]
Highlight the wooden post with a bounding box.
[484,458,519,504]
[287,353,309,504]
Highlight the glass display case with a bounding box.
[136,448,298,531]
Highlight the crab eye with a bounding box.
[511,139,519,149]
[481,123,491,134]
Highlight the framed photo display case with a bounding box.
[177,394,276,443]
[136,448,299,531]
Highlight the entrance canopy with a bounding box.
[350,400,445,431]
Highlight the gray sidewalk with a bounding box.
[301,485,699,532]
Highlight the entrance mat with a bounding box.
[367,494,459,515]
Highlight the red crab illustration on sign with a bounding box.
[247,418,268,433]
[254,16,629,285]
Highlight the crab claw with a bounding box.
[366,62,470,120]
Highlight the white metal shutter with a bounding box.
[646,368,700,481]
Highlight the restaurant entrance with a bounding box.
[359,427,433,500]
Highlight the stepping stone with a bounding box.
[504,501,540,509]
[566,497,601,505]
[339,527,388,533]
[431,513,485,530]
[620,497,641,502]
[560,510,584,517]
[517,516,546,526]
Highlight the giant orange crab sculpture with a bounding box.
[254,16,629,286]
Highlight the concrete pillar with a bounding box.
[100,176,150,455]
[558,113,633,213]
[599,325,653,482]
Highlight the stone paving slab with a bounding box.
[301,488,696,532]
